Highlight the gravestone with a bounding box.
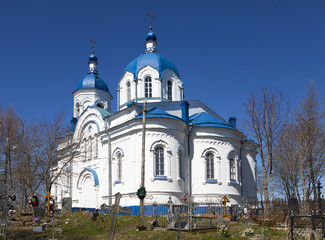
[167,196,175,228]
[33,206,46,219]
[100,192,131,240]
[62,197,72,212]
[288,197,299,215]
[32,206,46,232]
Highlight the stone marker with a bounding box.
[100,192,131,240]
[62,197,72,212]
[33,206,46,219]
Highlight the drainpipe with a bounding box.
[239,139,243,200]
[105,117,112,206]
[187,123,193,230]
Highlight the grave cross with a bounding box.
[100,192,131,240]
[43,191,54,212]
[222,195,230,216]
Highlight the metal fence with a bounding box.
[290,214,325,240]
[147,202,229,230]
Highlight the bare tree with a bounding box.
[244,86,289,210]
[0,106,22,187]
[295,82,324,202]
[274,122,302,201]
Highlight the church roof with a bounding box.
[135,107,183,121]
[189,112,236,130]
[95,106,111,118]
[77,74,109,92]
[123,52,180,78]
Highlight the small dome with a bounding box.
[145,29,157,41]
[88,53,98,62]
[123,52,179,78]
[77,74,109,92]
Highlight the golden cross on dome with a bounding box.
[148,11,155,30]
[90,38,96,53]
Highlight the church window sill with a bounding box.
[150,176,172,182]
[178,177,185,181]
[228,180,239,186]
[206,179,218,184]
[113,180,124,185]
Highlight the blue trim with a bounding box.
[206,179,218,183]
[114,180,121,184]
[85,168,99,185]
[154,176,167,180]
[71,205,233,216]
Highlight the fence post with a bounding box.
[290,213,294,240]
[311,213,315,240]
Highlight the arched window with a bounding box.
[83,139,87,160]
[145,76,152,98]
[94,134,98,158]
[96,102,104,108]
[117,152,122,181]
[154,146,164,176]
[126,81,131,102]
[75,102,80,116]
[229,159,236,181]
[88,137,92,160]
[167,80,172,100]
[179,150,182,179]
[228,151,237,182]
[205,152,214,179]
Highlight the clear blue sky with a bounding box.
[1,1,324,130]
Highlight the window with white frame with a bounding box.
[94,134,98,158]
[88,137,92,160]
[230,159,236,181]
[84,139,87,160]
[126,81,131,102]
[145,76,152,98]
[167,80,172,100]
[117,152,122,181]
[154,146,164,176]
[228,151,237,182]
[179,150,183,179]
[205,152,214,179]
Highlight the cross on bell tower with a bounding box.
[90,38,96,53]
[148,11,155,30]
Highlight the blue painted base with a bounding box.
[71,205,232,216]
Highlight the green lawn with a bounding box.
[1,212,288,240]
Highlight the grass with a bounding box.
[1,212,289,239]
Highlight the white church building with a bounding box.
[54,26,257,214]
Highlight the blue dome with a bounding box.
[123,52,180,78]
[77,74,109,92]
[145,29,157,41]
[88,53,98,62]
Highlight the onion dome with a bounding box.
[123,52,179,78]
[145,29,157,41]
[123,28,179,78]
[76,53,109,92]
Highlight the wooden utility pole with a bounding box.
[140,102,148,226]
